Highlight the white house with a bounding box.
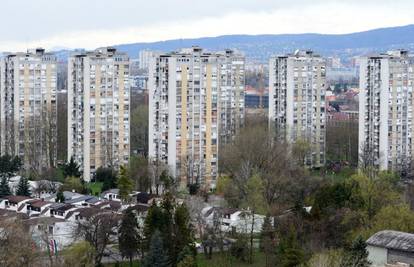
[367,230,414,267]
[27,217,77,251]
[101,189,121,202]
[1,195,33,213]
[202,207,265,233]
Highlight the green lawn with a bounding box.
[104,251,266,267]
[88,182,103,196]
[197,251,266,267]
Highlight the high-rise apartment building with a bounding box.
[68,47,130,181]
[0,48,57,171]
[269,50,326,167]
[359,50,414,172]
[139,50,160,70]
[148,47,245,189]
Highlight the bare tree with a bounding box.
[74,212,120,265]
[185,195,206,238]
[0,219,39,267]
[221,121,306,214]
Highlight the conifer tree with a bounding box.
[142,230,170,267]
[0,176,11,198]
[117,166,134,202]
[16,177,31,196]
[119,208,141,267]
[340,236,371,267]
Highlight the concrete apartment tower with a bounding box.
[0,48,57,171]
[359,50,414,173]
[148,47,245,189]
[269,50,326,167]
[68,47,130,181]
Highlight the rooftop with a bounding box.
[367,230,414,252]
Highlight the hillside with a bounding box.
[113,24,414,61]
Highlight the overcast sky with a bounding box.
[1,0,414,51]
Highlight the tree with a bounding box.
[119,208,141,266]
[144,193,195,265]
[61,156,81,178]
[129,155,151,192]
[0,220,38,266]
[33,179,59,198]
[340,236,371,267]
[350,172,401,221]
[56,190,65,203]
[308,250,343,267]
[185,195,207,239]
[142,230,170,267]
[230,234,249,262]
[130,105,149,156]
[361,204,414,239]
[60,176,86,193]
[0,176,11,198]
[118,166,134,202]
[95,167,117,192]
[276,227,307,267]
[177,246,196,267]
[148,159,169,195]
[220,122,307,214]
[260,215,276,267]
[173,203,195,264]
[326,120,358,166]
[292,139,312,167]
[0,155,22,178]
[16,177,31,196]
[74,212,119,265]
[63,241,96,267]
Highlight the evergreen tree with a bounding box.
[117,166,134,202]
[0,155,22,177]
[260,215,276,267]
[119,208,141,267]
[144,203,166,249]
[340,236,371,267]
[276,228,306,267]
[95,167,117,191]
[0,176,11,198]
[142,230,170,267]
[16,177,31,196]
[177,246,196,267]
[173,203,195,264]
[62,156,81,178]
[55,190,65,203]
[144,193,195,265]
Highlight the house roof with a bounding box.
[27,199,52,208]
[203,207,239,218]
[62,191,84,200]
[94,200,122,211]
[50,203,74,212]
[5,195,32,203]
[64,195,97,204]
[367,230,414,252]
[101,188,119,197]
[24,217,66,225]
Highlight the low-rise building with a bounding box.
[367,230,414,266]
[202,206,265,233]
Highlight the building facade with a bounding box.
[0,48,57,171]
[359,50,414,172]
[68,47,130,181]
[269,50,326,167]
[148,47,245,189]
